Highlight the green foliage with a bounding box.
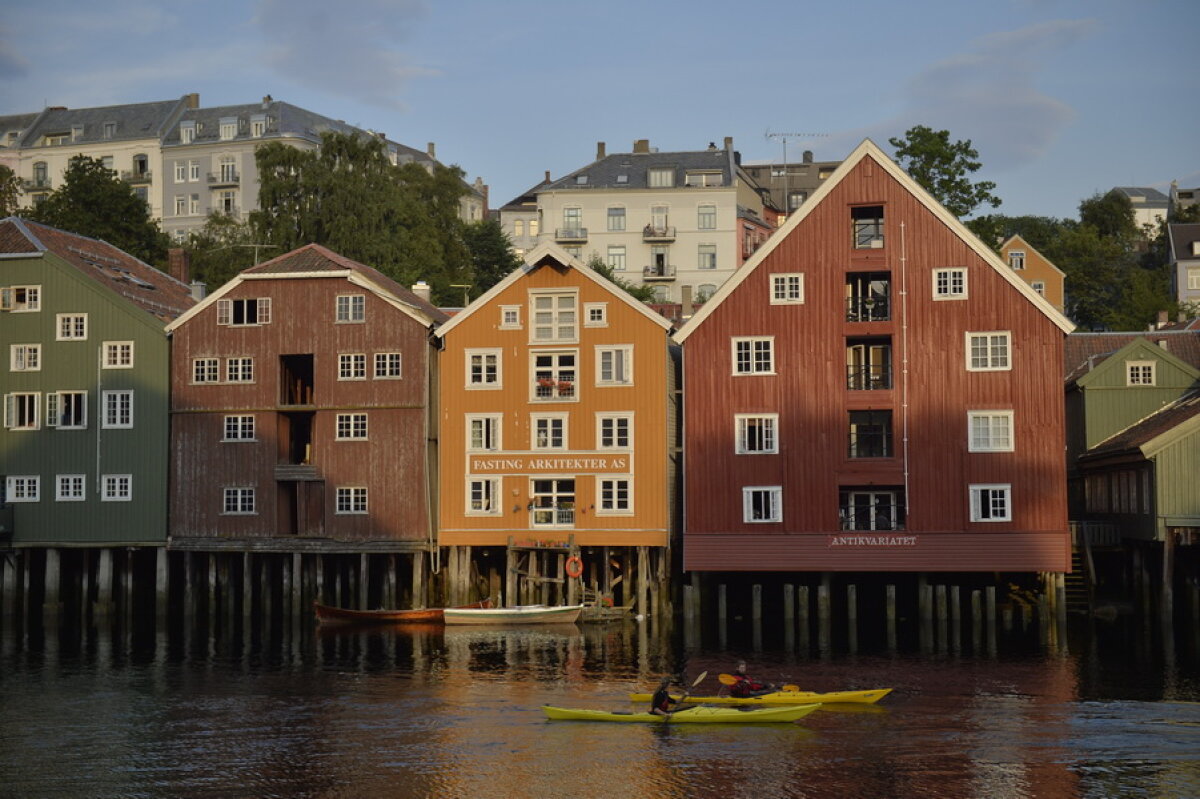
[0,164,20,216]
[1172,203,1200,223]
[1078,191,1138,244]
[586,255,658,302]
[888,125,1001,218]
[29,155,168,265]
[460,219,523,295]
[185,215,267,292]
[966,214,1067,253]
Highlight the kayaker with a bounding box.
[649,676,685,716]
[729,660,772,698]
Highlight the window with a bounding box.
[467,479,501,514]
[533,351,576,399]
[596,346,632,385]
[852,206,884,248]
[597,414,631,449]
[532,415,567,449]
[685,171,723,187]
[562,207,583,235]
[468,415,502,451]
[531,292,577,342]
[607,206,626,231]
[223,487,256,515]
[697,204,716,230]
[102,341,133,368]
[226,357,254,383]
[840,488,905,531]
[970,484,1011,522]
[732,337,774,375]
[56,313,87,340]
[10,344,40,372]
[968,411,1013,452]
[513,220,524,238]
[251,116,267,137]
[585,303,607,327]
[180,122,195,144]
[57,475,85,502]
[174,195,187,216]
[849,410,892,458]
[1008,250,1026,270]
[175,162,187,182]
[102,390,133,428]
[771,274,804,304]
[607,245,626,271]
[6,476,39,502]
[102,121,116,139]
[4,392,40,429]
[529,218,539,237]
[102,474,132,502]
[189,161,200,182]
[846,338,893,390]
[530,478,575,526]
[187,194,199,215]
[46,391,87,429]
[1,286,40,312]
[1031,280,1046,297]
[966,332,1011,371]
[336,487,368,515]
[647,167,674,188]
[933,268,967,300]
[219,118,237,140]
[1126,361,1155,386]
[336,413,368,440]
[338,353,366,380]
[743,486,782,523]
[217,297,271,326]
[698,244,717,270]
[736,415,778,454]
[499,306,521,330]
[467,349,501,388]
[223,415,255,441]
[218,156,237,182]
[218,190,237,214]
[1189,268,1200,291]
[597,477,632,514]
[335,294,365,323]
[193,358,220,383]
[374,352,402,378]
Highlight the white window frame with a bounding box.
[735,414,779,454]
[1008,250,1026,270]
[965,331,1011,372]
[335,486,369,515]
[101,474,132,502]
[102,341,134,369]
[180,123,195,144]
[1188,268,1200,291]
[607,206,626,232]
[335,412,368,440]
[6,475,40,502]
[532,350,577,401]
[189,160,200,182]
[46,391,87,429]
[336,294,366,323]
[596,345,633,386]
[698,243,717,270]
[596,412,632,450]
[338,353,367,381]
[647,167,674,188]
[697,204,717,230]
[226,357,254,383]
[467,414,503,452]
[967,411,1014,453]
[223,415,256,441]
[56,474,86,502]
[4,392,41,429]
[174,161,187,182]
[499,306,522,330]
[770,274,804,305]
[1,285,40,312]
[584,303,608,327]
[529,290,578,344]
[596,476,633,515]
[102,390,133,429]
[193,358,220,383]
[216,297,271,326]
[466,478,502,516]
[970,483,1011,522]
[1126,361,1156,386]
[10,343,41,372]
[374,352,402,379]
[933,268,967,300]
[743,486,782,523]
[607,245,626,271]
[531,413,568,450]
[732,336,775,375]
[56,313,88,341]
[222,487,256,515]
[174,195,187,216]
[466,348,502,389]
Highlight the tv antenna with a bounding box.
[764,130,828,215]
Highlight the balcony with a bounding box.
[534,377,575,401]
[208,171,240,188]
[554,227,588,243]
[121,170,153,184]
[839,496,906,531]
[532,506,576,526]
[846,365,893,390]
[275,464,321,482]
[643,264,676,281]
[23,177,52,191]
[642,225,676,242]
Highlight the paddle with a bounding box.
[670,670,707,716]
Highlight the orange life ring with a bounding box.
[564,556,583,579]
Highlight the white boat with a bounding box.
[442,604,584,625]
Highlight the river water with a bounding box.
[2,614,1200,799]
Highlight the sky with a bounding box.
[1,0,1197,220]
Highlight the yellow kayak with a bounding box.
[542,703,820,723]
[627,688,892,706]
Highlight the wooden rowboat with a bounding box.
[542,703,820,723]
[313,598,491,625]
[443,604,583,626]
[626,687,892,706]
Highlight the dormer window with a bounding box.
[219,117,237,140]
[251,115,267,137]
[180,121,195,144]
[647,167,674,188]
[102,121,116,139]
[71,125,84,141]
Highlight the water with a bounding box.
[2,617,1200,798]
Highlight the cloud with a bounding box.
[253,0,437,111]
[0,29,29,79]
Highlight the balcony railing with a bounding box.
[23,177,52,190]
[643,264,676,281]
[643,225,676,241]
[121,170,153,184]
[839,503,906,531]
[274,464,321,482]
[534,377,575,400]
[848,432,893,458]
[554,227,588,242]
[845,296,891,322]
[208,172,241,187]
[846,366,893,390]
[532,506,576,526]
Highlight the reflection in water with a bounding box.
[1,613,1200,798]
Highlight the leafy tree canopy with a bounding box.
[1078,191,1139,243]
[889,125,1001,218]
[0,164,20,216]
[460,219,523,295]
[185,215,269,292]
[586,255,658,303]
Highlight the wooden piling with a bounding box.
[208,553,218,624]
[413,551,426,609]
[683,583,695,625]
[0,552,15,617]
[43,548,61,620]
[637,547,649,619]
[783,583,794,628]
[847,584,858,654]
[243,552,254,624]
[817,575,831,653]
[971,589,983,653]
[798,585,810,652]
[986,585,997,654]
[752,584,762,623]
[718,583,727,626]
[155,548,169,622]
[1162,530,1176,626]
[504,545,516,608]
[936,584,948,651]
[886,584,897,651]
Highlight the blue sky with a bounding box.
[1,0,1197,220]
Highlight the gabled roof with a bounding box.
[1065,330,1200,383]
[165,243,446,332]
[1083,390,1200,461]
[1112,186,1171,206]
[435,242,673,339]
[1168,223,1200,262]
[540,146,737,192]
[0,217,194,321]
[675,139,1075,342]
[998,234,1066,277]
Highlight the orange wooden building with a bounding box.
[436,244,675,610]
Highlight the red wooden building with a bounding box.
[675,140,1074,574]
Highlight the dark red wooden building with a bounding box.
[675,140,1074,573]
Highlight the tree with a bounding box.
[1078,191,1138,244]
[185,215,269,292]
[460,219,522,295]
[586,255,658,303]
[29,155,168,265]
[966,214,1067,253]
[888,125,1001,218]
[0,164,20,216]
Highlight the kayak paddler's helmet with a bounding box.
[736,660,747,674]
[660,676,671,687]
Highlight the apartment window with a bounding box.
[607,245,627,271]
[4,392,40,429]
[562,206,583,234]
[849,410,892,458]
[846,338,893,390]
[1008,250,1026,270]
[1121,360,1156,386]
[174,195,187,216]
[1031,280,1046,297]
[218,156,237,182]
[532,415,567,449]
[251,116,267,137]
[218,190,237,214]
[840,488,905,531]
[336,294,366,323]
[102,474,132,502]
[189,161,200,182]
[595,346,632,385]
[467,349,501,387]
[10,344,40,372]
[732,337,774,375]
[966,332,1011,371]
[597,414,631,449]
[736,414,778,454]
[597,477,632,514]
[743,486,782,523]
[933,268,967,300]
[1188,268,1200,291]
[102,341,133,368]
[180,122,195,144]
[970,484,1011,522]
[499,306,521,330]
[533,351,576,399]
[585,303,607,327]
[219,118,237,140]
[529,218,539,236]
[57,475,86,502]
[223,487,256,515]
[338,353,366,380]
[102,390,133,428]
[531,292,577,343]
[374,352,402,379]
[530,478,575,527]
[56,313,87,340]
[685,171,723,187]
[175,162,187,182]
[226,357,254,383]
[2,285,40,312]
[513,220,524,237]
[467,478,501,514]
[647,167,674,188]
[336,413,368,440]
[607,206,626,231]
[852,205,884,248]
[6,476,39,502]
[187,194,199,215]
[336,487,368,515]
[771,274,804,304]
[468,415,502,451]
[698,244,717,270]
[193,358,220,383]
[216,297,271,326]
[697,204,716,230]
[223,415,255,441]
[46,391,87,429]
[968,411,1014,452]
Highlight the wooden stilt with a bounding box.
[817,574,831,653]
[637,547,648,619]
[846,584,857,654]
[412,551,426,610]
[783,583,794,633]
[986,585,997,655]
[752,584,762,622]
[208,552,218,625]
[886,584,897,651]
[155,548,169,623]
[971,589,983,653]
[243,552,254,624]
[43,548,62,621]
[359,553,369,610]
[1163,530,1176,627]
[504,543,516,608]
[798,585,810,652]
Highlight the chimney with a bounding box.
[168,248,191,284]
[803,150,813,164]
[681,285,694,317]
[262,94,273,105]
[544,170,551,184]
[633,139,650,154]
[723,136,733,151]
[708,142,717,151]
[596,141,606,160]
[411,281,432,303]
[1157,310,1169,329]
[185,93,200,109]
[1180,311,1188,323]
[426,142,436,159]
[189,281,207,302]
